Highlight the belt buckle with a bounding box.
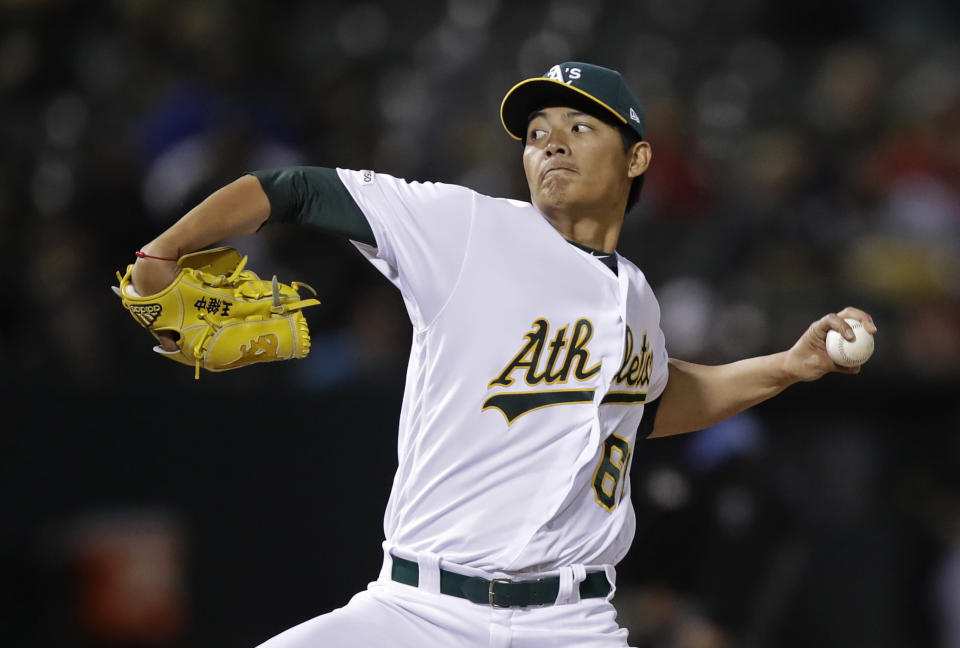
[488,577,511,608]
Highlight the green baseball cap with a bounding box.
[500,62,646,141]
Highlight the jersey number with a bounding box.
[592,434,631,512]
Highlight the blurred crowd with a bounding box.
[1,0,959,647]
[2,0,959,386]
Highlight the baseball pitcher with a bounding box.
[119,62,876,647]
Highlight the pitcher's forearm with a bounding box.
[141,175,271,256]
[650,354,798,438]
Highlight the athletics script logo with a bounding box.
[482,318,653,424]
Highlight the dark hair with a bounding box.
[524,105,646,214]
[616,125,644,214]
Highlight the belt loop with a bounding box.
[416,552,442,595]
[555,564,587,605]
[555,567,574,605]
[570,565,587,604]
[603,564,617,600]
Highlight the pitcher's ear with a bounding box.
[627,141,652,179]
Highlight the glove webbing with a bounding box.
[187,260,319,379]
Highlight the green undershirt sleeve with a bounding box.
[249,166,376,247]
[636,397,661,440]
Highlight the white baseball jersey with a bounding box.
[336,168,670,575]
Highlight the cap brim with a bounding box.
[500,78,628,141]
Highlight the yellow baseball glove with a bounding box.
[114,247,320,379]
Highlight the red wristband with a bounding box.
[135,248,181,261]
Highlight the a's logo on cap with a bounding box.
[545,65,582,85]
[546,65,564,81]
[629,107,641,124]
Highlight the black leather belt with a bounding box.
[390,554,611,608]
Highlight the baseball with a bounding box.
[825,318,874,367]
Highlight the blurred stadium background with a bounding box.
[1,0,959,646]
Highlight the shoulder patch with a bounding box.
[360,170,376,186]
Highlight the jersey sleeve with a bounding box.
[336,168,475,330]
[636,328,668,439]
[647,327,669,402]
